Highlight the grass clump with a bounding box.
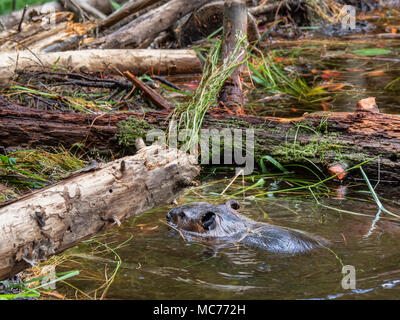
[0,148,85,201]
[170,34,248,150]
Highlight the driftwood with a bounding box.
[1,96,399,182]
[248,0,297,16]
[98,0,163,30]
[0,12,94,53]
[89,0,210,49]
[59,0,115,20]
[0,49,202,86]
[0,141,200,280]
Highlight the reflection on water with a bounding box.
[56,179,400,300]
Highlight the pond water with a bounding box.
[55,175,400,300]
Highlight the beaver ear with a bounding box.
[226,200,240,211]
[201,211,216,230]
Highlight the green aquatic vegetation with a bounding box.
[0,148,85,199]
[171,34,248,150]
[0,270,79,300]
[352,48,392,56]
[249,53,329,103]
[384,77,400,91]
[8,86,114,113]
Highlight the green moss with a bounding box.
[116,117,156,148]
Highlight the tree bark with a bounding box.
[218,0,248,115]
[1,96,399,182]
[175,1,259,47]
[89,0,209,49]
[0,49,202,86]
[0,141,200,280]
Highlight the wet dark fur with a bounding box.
[166,200,328,254]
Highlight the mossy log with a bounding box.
[0,141,200,280]
[0,96,399,182]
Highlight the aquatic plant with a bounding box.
[249,52,328,103]
[0,270,79,300]
[0,148,85,200]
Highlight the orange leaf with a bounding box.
[322,70,341,80]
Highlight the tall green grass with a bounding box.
[170,34,248,150]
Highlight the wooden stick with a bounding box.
[123,71,173,110]
[17,5,27,33]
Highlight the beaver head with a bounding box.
[166,200,247,237]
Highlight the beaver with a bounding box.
[166,200,328,254]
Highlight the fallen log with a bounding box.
[0,141,200,280]
[59,0,115,20]
[0,49,202,86]
[0,11,94,53]
[89,0,209,49]
[1,96,399,182]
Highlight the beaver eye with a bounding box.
[226,200,240,210]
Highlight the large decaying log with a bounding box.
[0,142,200,280]
[0,49,202,86]
[1,96,399,182]
[90,0,209,49]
